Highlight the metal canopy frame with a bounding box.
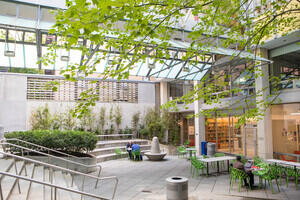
[0,23,271,81]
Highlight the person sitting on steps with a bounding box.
[131,141,143,160]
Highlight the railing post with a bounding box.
[0,183,4,200]
[13,159,21,194]
[54,187,57,200]
[81,176,86,200]
[94,166,102,188]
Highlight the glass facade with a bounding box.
[205,116,257,157]
[271,103,300,161]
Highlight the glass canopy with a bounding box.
[0,12,271,81]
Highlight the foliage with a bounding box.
[5,130,97,153]
[114,105,122,134]
[40,0,299,126]
[30,104,52,130]
[98,107,106,134]
[78,108,95,131]
[108,106,115,133]
[123,126,132,135]
[144,108,166,141]
[62,109,76,130]
[131,112,140,137]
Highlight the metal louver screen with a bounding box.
[27,77,138,103]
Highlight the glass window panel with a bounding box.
[271,104,300,161]
[41,8,56,22]
[24,44,38,68]
[24,32,36,43]
[9,43,24,68]
[0,42,10,66]
[19,4,37,20]
[0,1,16,17]
[8,30,23,41]
[0,29,6,40]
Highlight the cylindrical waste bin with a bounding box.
[201,141,208,155]
[207,142,216,157]
[166,176,188,200]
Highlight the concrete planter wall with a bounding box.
[26,154,97,173]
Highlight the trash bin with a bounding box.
[166,176,188,200]
[201,141,208,155]
[207,142,216,157]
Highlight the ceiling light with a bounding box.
[61,56,70,61]
[148,63,155,69]
[4,50,15,57]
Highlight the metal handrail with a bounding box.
[0,151,118,200]
[0,138,102,187]
[3,138,79,158]
[0,171,109,200]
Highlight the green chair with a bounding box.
[254,156,263,166]
[115,148,123,159]
[262,165,281,194]
[214,152,225,169]
[285,167,300,189]
[230,167,250,192]
[191,157,206,177]
[132,150,142,161]
[177,146,186,158]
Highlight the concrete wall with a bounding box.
[0,73,156,132]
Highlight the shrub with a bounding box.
[4,130,97,153]
[30,104,52,130]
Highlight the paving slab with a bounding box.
[74,156,300,200]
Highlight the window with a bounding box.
[0,1,16,17]
[24,32,36,43]
[19,4,37,20]
[41,8,56,22]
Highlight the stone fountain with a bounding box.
[144,137,167,161]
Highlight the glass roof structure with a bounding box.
[0,0,271,81]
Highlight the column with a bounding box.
[194,81,206,156]
[255,48,273,159]
[160,81,169,143]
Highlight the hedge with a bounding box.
[4,130,98,153]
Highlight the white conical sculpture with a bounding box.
[144,137,167,161]
[151,137,161,153]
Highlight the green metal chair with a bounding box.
[285,166,300,190]
[115,148,123,159]
[214,152,225,169]
[132,150,142,161]
[177,146,186,158]
[261,165,281,194]
[191,157,206,177]
[230,167,250,192]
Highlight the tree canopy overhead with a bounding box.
[42,0,300,122]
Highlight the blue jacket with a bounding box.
[131,144,140,151]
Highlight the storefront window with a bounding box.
[205,116,257,157]
[271,103,300,161]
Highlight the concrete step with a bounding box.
[28,165,44,200]
[53,171,73,200]
[96,140,149,149]
[10,163,35,200]
[96,152,132,162]
[1,160,24,200]
[90,145,151,156]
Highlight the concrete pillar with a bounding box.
[194,81,206,156]
[255,48,273,159]
[160,81,169,143]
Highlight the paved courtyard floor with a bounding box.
[77,156,300,200]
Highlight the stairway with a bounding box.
[91,139,151,162]
[0,157,108,200]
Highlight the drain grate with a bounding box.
[141,190,152,193]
